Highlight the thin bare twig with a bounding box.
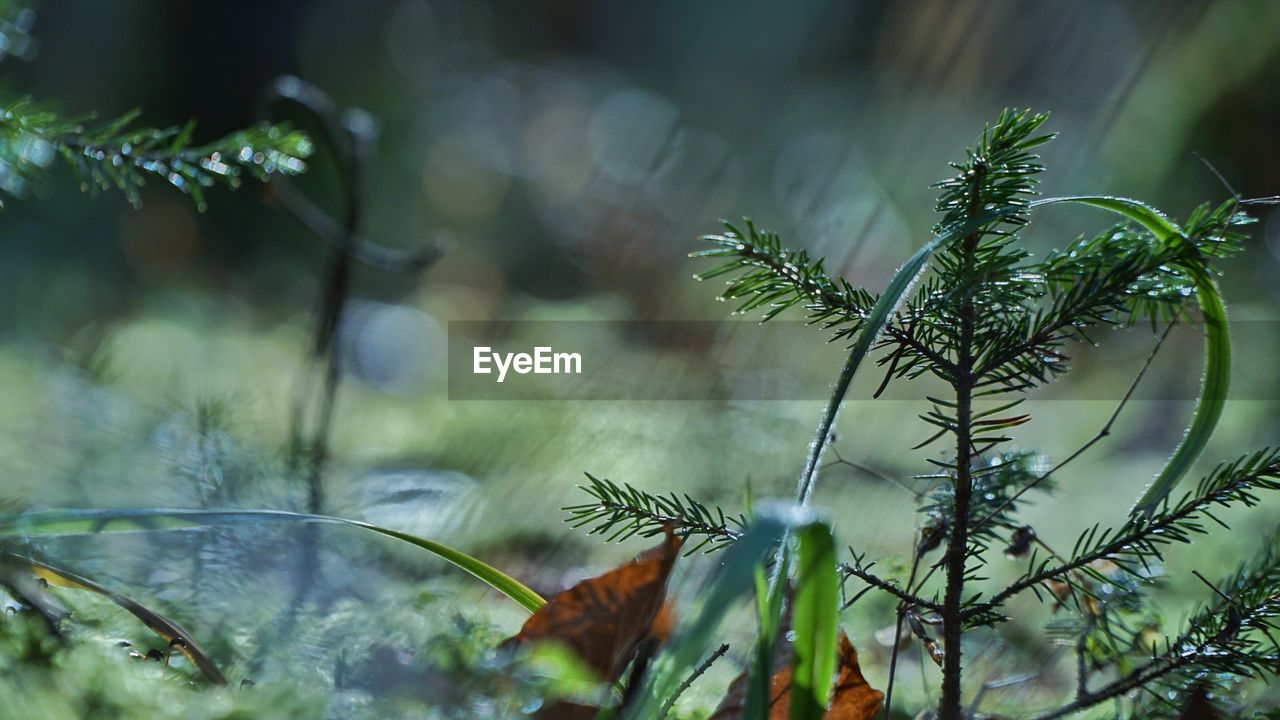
[1189,153,1280,206]
[825,448,925,499]
[880,552,922,720]
[967,671,1038,718]
[658,643,729,719]
[1075,615,1094,699]
[1239,195,1280,205]
[1194,152,1240,199]
[970,319,1176,535]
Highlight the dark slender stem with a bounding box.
[826,448,924,499]
[938,162,986,720]
[1075,615,1093,699]
[938,375,973,719]
[620,637,660,711]
[253,80,372,674]
[300,246,351,513]
[658,643,729,718]
[268,179,440,272]
[880,554,922,720]
[938,208,982,720]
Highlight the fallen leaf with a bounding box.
[505,526,682,715]
[650,600,676,645]
[711,629,883,719]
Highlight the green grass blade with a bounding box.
[1032,195,1182,242]
[745,553,791,720]
[346,517,547,613]
[1032,196,1230,518]
[788,522,838,720]
[628,513,790,719]
[795,206,1019,505]
[1134,279,1230,517]
[0,508,546,613]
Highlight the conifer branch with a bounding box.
[693,218,875,329]
[686,107,1270,717]
[693,219,956,373]
[0,97,311,210]
[564,474,746,553]
[974,201,1246,389]
[839,557,942,612]
[966,449,1280,619]
[1031,547,1280,719]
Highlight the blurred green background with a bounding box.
[2,1,1280,717]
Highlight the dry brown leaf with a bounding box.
[710,629,883,720]
[650,600,676,645]
[505,526,682,716]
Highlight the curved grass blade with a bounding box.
[0,508,546,613]
[795,206,1018,505]
[1032,196,1182,241]
[8,551,228,684]
[746,554,790,720]
[788,522,838,720]
[1031,196,1230,518]
[628,513,790,719]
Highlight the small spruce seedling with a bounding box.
[569,109,1280,719]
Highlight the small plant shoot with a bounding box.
[2,4,1279,719]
